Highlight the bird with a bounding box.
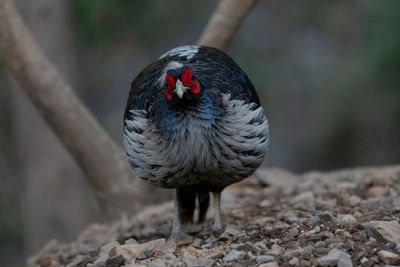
[123,45,269,241]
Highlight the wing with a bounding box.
[190,46,261,106]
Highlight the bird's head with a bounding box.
[164,66,201,101]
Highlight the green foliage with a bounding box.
[363,0,400,92]
[0,206,23,245]
[68,0,205,46]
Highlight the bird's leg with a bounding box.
[169,189,193,244]
[212,191,223,231]
[170,189,182,239]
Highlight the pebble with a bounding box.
[258,262,279,267]
[362,220,400,243]
[304,215,320,226]
[377,250,400,264]
[148,259,166,267]
[318,211,338,223]
[183,257,214,267]
[366,185,387,198]
[349,195,361,206]
[231,209,246,219]
[316,248,352,267]
[223,250,247,262]
[256,255,274,263]
[268,244,283,256]
[284,248,303,259]
[300,229,316,238]
[338,214,358,227]
[290,191,315,204]
[273,221,290,231]
[287,228,299,239]
[259,199,272,208]
[289,257,299,266]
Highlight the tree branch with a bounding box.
[197,0,259,51]
[0,0,151,217]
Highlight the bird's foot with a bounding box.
[168,231,193,246]
[212,222,224,236]
[212,222,223,231]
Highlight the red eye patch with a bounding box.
[165,73,175,101]
[181,68,200,95]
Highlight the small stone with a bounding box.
[338,214,358,228]
[362,220,400,243]
[206,248,225,259]
[149,259,167,267]
[300,230,316,238]
[316,248,352,267]
[256,255,274,263]
[299,259,311,267]
[124,238,138,245]
[304,215,320,226]
[318,211,338,223]
[395,243,400,253]
[66,255,89,267]
[225,227,242,236]
[258,262,279,267]
[287,228,299,239]
[349,195,361,206]
[284,248,303,259]
[377,250,400,264]
[104,255,124,267]
[264,225,273,233]
[169,262,185,267]
[192,238,203,248]
[359,256,369,264]
[231,209,246,219]
[259,199,272,208]
[164,253,177,261]
[137,249,153,260]
[181,246,204,258]
[273,222,290,231]
[268,244,283,256]
[302,245,314,260]
[366,185,387,198]
[116,239,168,261]
[289,257,299,266]
[183,258,214,267]
[124,263,147,267]
[290,191,315,204]
[223,250,246,262]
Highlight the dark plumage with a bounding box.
[123,45,269,240]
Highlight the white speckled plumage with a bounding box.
[159,45,199,60]
[124,94,269,188]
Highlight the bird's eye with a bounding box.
[165,81,168,87]
[191,75,195,81]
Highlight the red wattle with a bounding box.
[182,67,200,95]
[165,73,175,101]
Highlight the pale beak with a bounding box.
[174,79,190,99]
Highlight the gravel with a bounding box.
[28,165,400,266]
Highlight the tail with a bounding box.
[176,187,210,224]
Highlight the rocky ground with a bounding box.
[28,165,400,267]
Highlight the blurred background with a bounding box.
[1,0,399,266]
